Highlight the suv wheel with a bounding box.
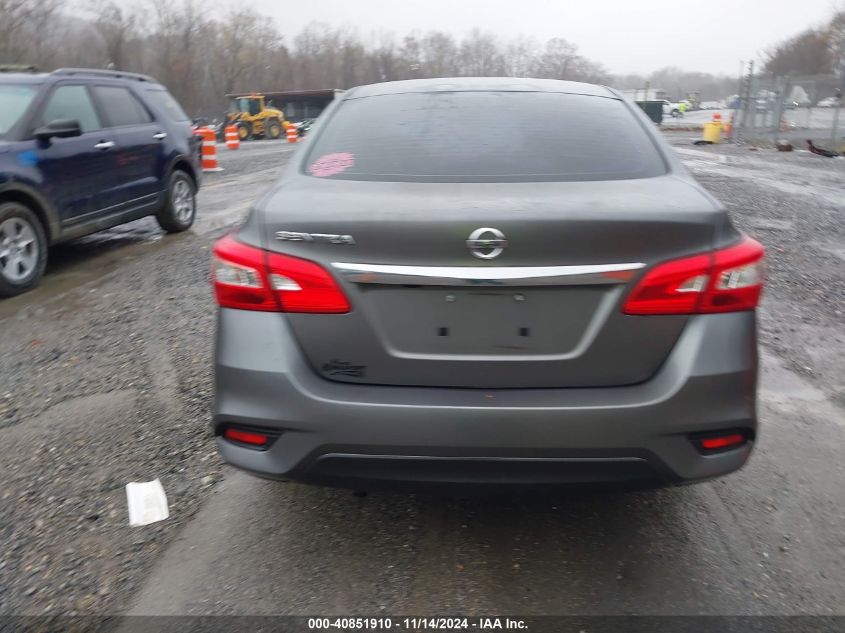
[0,202,47,297]
[156,170,196,233]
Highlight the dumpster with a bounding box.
[635,100,663,124]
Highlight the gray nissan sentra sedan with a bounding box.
[211,78,765,490]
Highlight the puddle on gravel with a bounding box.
[748,217,795,232]
[0,220,190,321]
[0,188,253,320]
[816,243,845,262]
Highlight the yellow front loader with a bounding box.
[226,94,287,141]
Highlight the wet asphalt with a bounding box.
[0,135,843,621]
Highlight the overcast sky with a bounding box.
[242,0,843,75]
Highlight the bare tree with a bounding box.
[0,0,33,63]
[459,29,504,76]
[419,31,459,78]
[828,11,845,78]
[24,0,62,68]
[1,0,749,115]
[504,36,539,78]
[532,38,580,79]
[89,0,139,71]
[0,0,63,66]
[369,30,402,82]
[764,27,833,76]
[400,33,423,77]
[211,8,283,95]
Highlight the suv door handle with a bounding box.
[152,132,168,140]
[94,140,115,150]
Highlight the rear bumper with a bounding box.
[213,309,758,489]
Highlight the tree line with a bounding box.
[764,11,845,79]
[2,0,751,117]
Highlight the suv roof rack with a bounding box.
[52,68,155,83]
[0,64,39,73]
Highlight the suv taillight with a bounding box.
[623,236,765,315]
[212,235,351,313]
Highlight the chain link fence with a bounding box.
[730,73,844,148]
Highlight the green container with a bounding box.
[636,100,664,124]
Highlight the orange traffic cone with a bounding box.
[286,123,298,144]
[225,125,239,150]
[199,127,223,172]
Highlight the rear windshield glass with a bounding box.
[145,89,189,121]
[303,91,666,182]
[0,84,38,137]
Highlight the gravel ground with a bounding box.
[665,133,845,396]
[0,229,222,617]
[0,137,843,622]
[0,142,294,618]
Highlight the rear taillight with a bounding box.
[212,235,350,313]
[212,236,278,311]
[623,236,765,315]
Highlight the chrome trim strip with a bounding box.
[331,262,645,286]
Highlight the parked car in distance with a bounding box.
[816,96,841,108]
[661,99,682,116]
[0,67,201,296]
[211,77,766,492]
[699,100,725,110]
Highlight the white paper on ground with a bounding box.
[126,479,170,527]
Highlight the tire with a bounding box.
[236,122,252,141]
[0,202,48,297]
[156,170,196,234]
[266,118,282,140]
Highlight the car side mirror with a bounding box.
[34,119,82,141]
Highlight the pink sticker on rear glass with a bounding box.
[309,152,355,177]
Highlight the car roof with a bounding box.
[0,73,48,85]
[0,72,163,90]
[344,77,618,100]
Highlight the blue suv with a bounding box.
[0,67,202,296]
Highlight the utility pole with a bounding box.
[832,86,843,147]
[773,77,791,145]
[734,60,754,144]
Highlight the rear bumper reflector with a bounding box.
[693,431,750,453]
[222,427,271,448]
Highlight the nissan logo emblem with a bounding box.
[466,227,508,260]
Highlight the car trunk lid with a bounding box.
[259,175,721,388]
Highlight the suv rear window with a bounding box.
[93,86,152,127]
[304,91,666,182]
[145,89,189,121]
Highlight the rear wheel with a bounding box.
[237,122,252,141]
[266,118,282,140]
[156,170,196,233]
[0,202,47,297]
